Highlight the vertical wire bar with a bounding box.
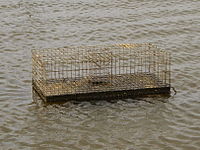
[141,50,143,73]
[66,48,68,81]
[140,50,142,73]
[71,49,72,82]
[63,49,65,81]
[157,51,159,85]
[139,47,141,73]
[58,50,61,94]
[82,49,84,79]
[57,50,59,94]
[137,50,139,73]
[74,48,76,81]
[161,51,163,85]
[86,49,88,78]
[141,49,143,86]
[54,52,56,81]
[164,52,167,85]
[110,51,113,84]
[169,52,171,86]
[144,50,147,73]
[50,52,52,81]
[57,50,59,82]
[119,48,121,75]
[61,49,63,82]
[162,51,165,85]
[62,48,65,94]
[165,51,167,85]
[125,48,128,74]
[115,48,117,75]
[133,48,135,74]
[153,50,156,76]
[137,51,139,73]
[82,47,84,79]
[130,47,131,74]
[125,48,127,75]
[148,46,151,74]
[166,52,167,85]
[154,50,157,80]
[122,47,124,74]
[77,48,79,81]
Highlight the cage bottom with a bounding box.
[33,86,170,103]
[32,73,170,102]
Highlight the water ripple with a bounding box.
[0,0,200,149]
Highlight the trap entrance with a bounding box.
[32,43,171,102]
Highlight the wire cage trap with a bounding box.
[32,43,171,102]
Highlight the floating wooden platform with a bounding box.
[32,73,170,102]
[33,86,170,103]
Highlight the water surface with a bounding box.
[0,0,200,149]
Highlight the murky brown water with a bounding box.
[0,0,200,149]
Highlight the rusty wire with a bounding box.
[32,43,171,96]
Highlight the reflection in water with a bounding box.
[0,0,200,149]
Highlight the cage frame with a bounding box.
[32,43,171,102]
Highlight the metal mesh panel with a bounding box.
[32,43,171,97]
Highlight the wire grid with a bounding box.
[32,43,171,96]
